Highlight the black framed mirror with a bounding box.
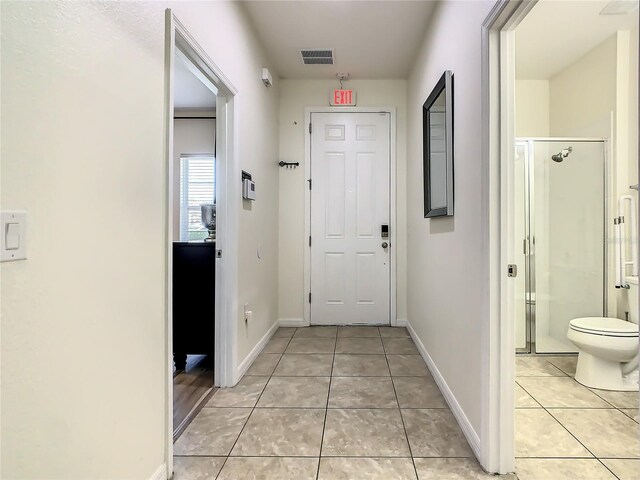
[423,70,454,218]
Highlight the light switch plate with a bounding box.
[1,211,27,262]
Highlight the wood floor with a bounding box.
[174,354,215,438]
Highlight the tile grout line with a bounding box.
[515,358,628,480]
[212,327,297,480]
[528,359,639,472]
[315,330,338,480]
[543,406,623,480]
[593,456,621,479]
[513,455,639,460]
[381,327,420,480]
[182,336,635,478]
[514,381,545,410]
[181,453,535,458]
[588,386,637,415]
[620,408,640,424]
[513,406,630,410]
[203,406,448,410]
[516,359,629,413]
[189,328,535,478]
[181,453,640,459]
[516,383,621,477]
[531,359,623,480]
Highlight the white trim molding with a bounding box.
[481,0,538,474]
[278,318,309,327]
[164,9,240,477]
[395,318,407,327]
[149,464,167,480]
[406,320,481,458]
[236,321,280,381]
[303,106,399,327]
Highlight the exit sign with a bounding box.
[331,89,356,106]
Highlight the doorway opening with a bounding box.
[164,10,240,476]
[484,0,639,475]
[171,54,217,437]
[303,107,398,327]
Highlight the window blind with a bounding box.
[179,155,215,241]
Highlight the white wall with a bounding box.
[628,28,639,194]
[277,79,407,324]
[406,0,495,454]
[622,27,639,320]
[515,80,549,137]
[172,114,216,241]
[549,35,617,139]
[0,1,279,478]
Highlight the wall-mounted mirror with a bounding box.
[423,70,454,218]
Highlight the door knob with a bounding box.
[381,242,389,249]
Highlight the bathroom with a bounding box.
[512,0,639,475]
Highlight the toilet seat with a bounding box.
[569,317,638,338]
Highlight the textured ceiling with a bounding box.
[516,0,638,79]
[242,1,437,79]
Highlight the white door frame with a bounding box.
[303,107,398,327]
[164,10,240,477]
[481,0,537,474]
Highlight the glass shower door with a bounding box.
[530,140,605,353]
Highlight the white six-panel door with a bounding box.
[310,112,390,325]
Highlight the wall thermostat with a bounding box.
[243,178,256,200]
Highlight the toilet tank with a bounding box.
[626,275,639,324]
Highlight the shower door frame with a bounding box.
[516,137,609,355]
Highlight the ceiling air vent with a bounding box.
[600,0,638,14]
[300,49,334,65]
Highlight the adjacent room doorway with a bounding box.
[164,10,240,477]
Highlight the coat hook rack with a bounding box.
[278,161,299,169]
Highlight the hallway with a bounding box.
[3,1,640,478]
[172,326,493,479]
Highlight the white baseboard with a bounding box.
[149,464,167,480]
[395,318,407,327]
[278,318,308,327]
[406,319,482,460]
[236,321,280,381]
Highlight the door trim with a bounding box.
[164,10,240,477]
[303,107,398,326]
[481,0,538,474]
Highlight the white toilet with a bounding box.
[567,277,639,391]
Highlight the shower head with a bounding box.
[552,146,573,163]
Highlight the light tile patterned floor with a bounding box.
[173,326,499,480]
[515,355,640,480]
[173,333,640,479]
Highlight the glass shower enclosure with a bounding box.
[515,139,607,354]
